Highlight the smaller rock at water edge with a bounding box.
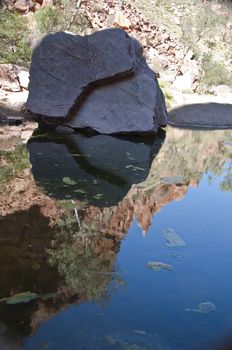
[163,228,186,248]
[146,261,173,271]
[223,141,232,147]
[168,103,232,129]
[185,301,216,314]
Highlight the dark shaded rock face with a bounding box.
[64,39,167,134]
[27,129,165,206]
[26,29,136,118]
[26,29,167,134]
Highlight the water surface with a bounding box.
[0,127,232,350]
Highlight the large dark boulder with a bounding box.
[26,29,136,118]
[26,29,168,134]
[63,39,167,134]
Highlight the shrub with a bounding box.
[0,10,32,65]
[35,6,61,34]
[201,54,232,88]
[0,144,31,187]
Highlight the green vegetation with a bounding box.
[35,2,89,35]
[35,7,61,33]
[129,0,232,91]
[0,144,31,187]
[1,0,231,92]
[0,10,32,65]
[201,54,232,89]
[0,3,89,66]
[159,80,174,108]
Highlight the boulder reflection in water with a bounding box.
[27,129,165,206]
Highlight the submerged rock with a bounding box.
[185,301,216,314]
[62,177,77,185]
[163,228,186,247]
[4,291,37,304]
[146,261,173,271]
[105,335,149,350]
[26,29,136,118]
[133,330,147,336]
[26,29,167,134]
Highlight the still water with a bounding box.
[0,127,232,350]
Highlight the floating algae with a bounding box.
[163,228,186,247]
[62,177,77,185]
[185,301,216,314]
[4,292,38,305]
[146,261,173,271]
[105,335,118,346]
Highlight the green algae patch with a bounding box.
[163,228,186,248]
[62,177,77,185]
[5,292,38,305]
[146,261,173,271]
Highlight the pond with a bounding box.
[0,126,232,350]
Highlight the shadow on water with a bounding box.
[0,202,124,342]
[168,103,232,130]
[0,206,67,341]
[27,128,166,206]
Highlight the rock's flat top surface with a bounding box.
[26,29,136,118]
[168,103,232,129]
[64,39,167,134]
